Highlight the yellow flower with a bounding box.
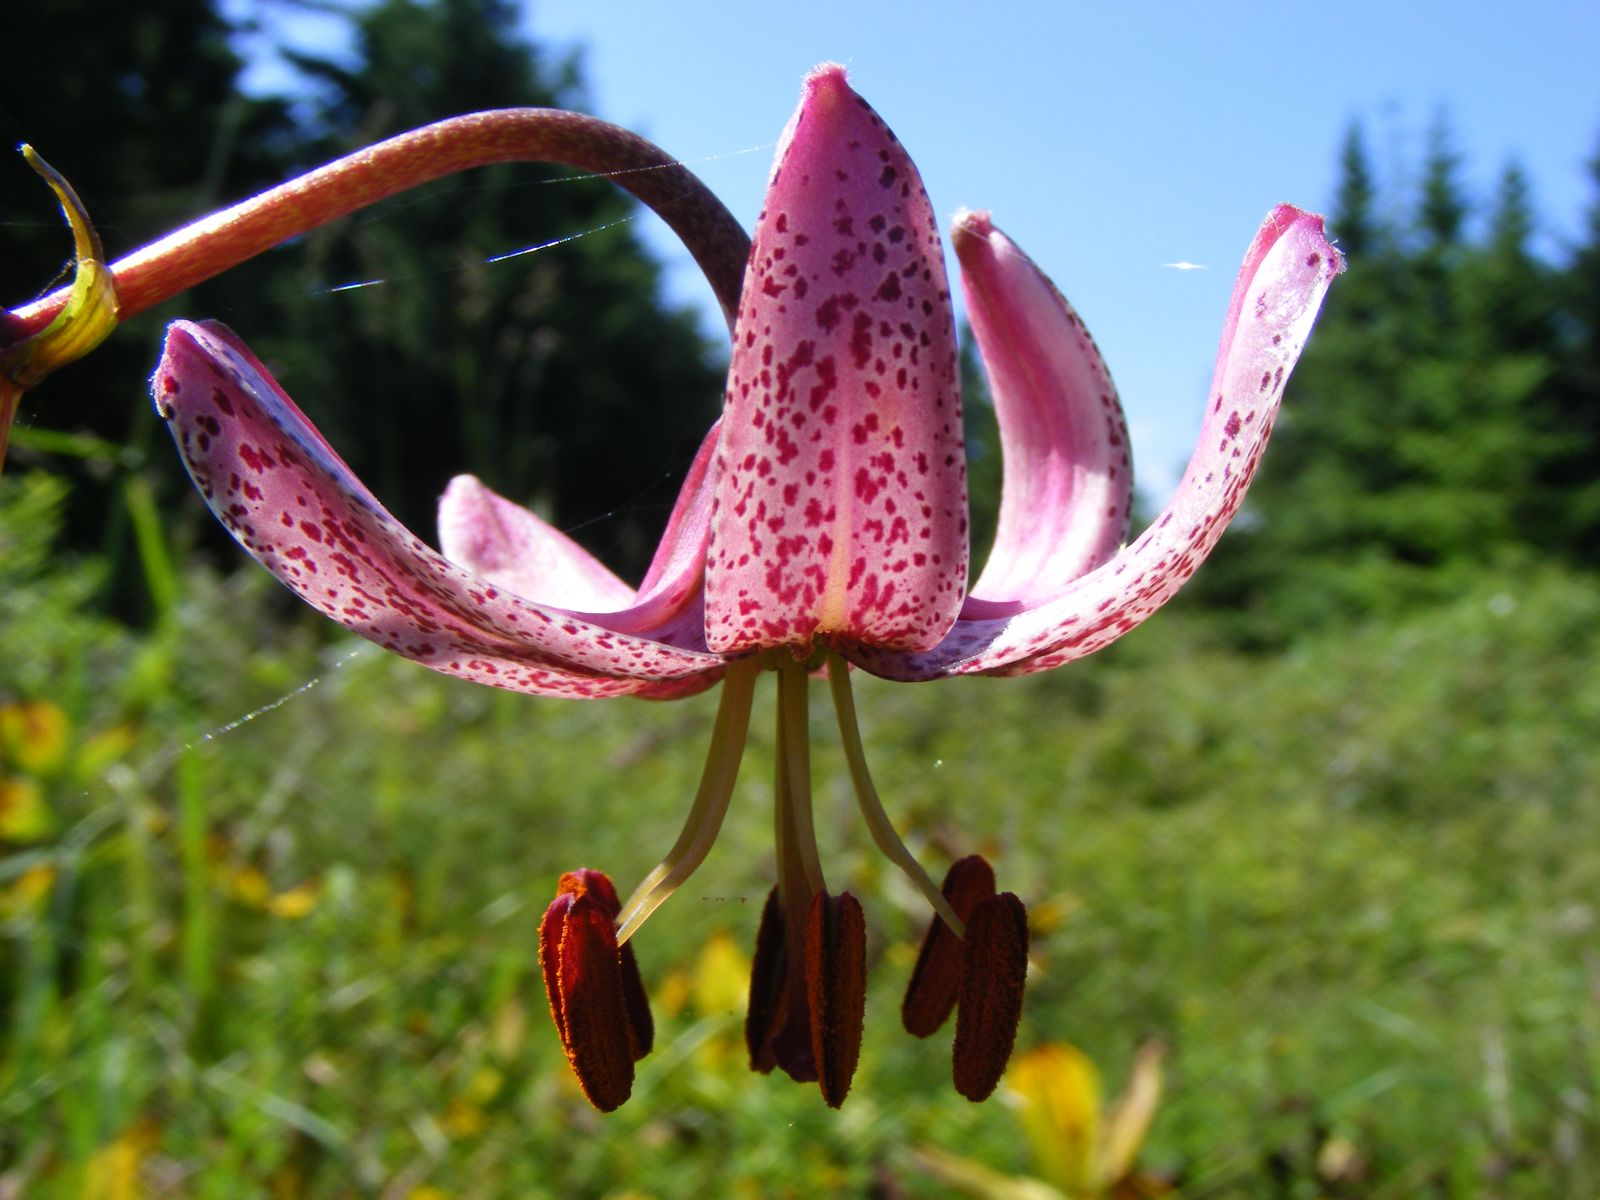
[0,778,53,842]
[0,699,70,775]
[1014,1042,1164,1196]
[0,863,55,917]
[266,880,319,919]
[916,1041,1167,1200]
[81,1119,159,1200]
[216,856,319,918]
[0,701,136,847]
[691,930,750,1019]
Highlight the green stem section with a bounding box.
[615,657,760,945]
[827,654,964,937]
[177,746,214,1020]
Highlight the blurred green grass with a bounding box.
[3,469,1598,1198]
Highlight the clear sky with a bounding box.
[242,0,1600,495]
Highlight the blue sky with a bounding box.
[239,0,1600,495]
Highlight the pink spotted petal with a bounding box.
[630,419,721,621]
[437,418,723,634]
[154,319,725,697]
[438,475,637,612]
[854,206,1343,680]
[705,64,967,655]
[954,211,1133,613]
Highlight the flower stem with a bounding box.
[7,109,750,340]
[615,657,759,944]
[826,654,964,937]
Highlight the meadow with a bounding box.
[3,469,1597,1198]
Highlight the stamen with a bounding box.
[564,869,654,1059]
[615,656,761,943]
[826,654,964,936]
[952,891,1029,1102]
[618,934,654,1060]
[902,855,996,1037]
[805,888,867,1108]
[744,886,788,1074]
[539,877,640,1112]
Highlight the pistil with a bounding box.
[767,657,827,1081]
[776,658,825,905]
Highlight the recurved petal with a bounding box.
[953,212,1133,611]
[705,64,967,655]
[439,474,637,612]
[154,319,725,697]
[852,206,1343,681]
[633,419,722,614]
[437,418,723,637]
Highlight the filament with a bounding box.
[827,654,964,937]
[615,656,760,944]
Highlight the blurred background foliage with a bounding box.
[2,0,1599,1196]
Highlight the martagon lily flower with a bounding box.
[146,65,1341,1111]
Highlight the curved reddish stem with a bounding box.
[7,108,751,339]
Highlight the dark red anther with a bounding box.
[952,890,1029,1102]
[560,869,653,1060]
[805,888,867,1109]
[746,884,818,1083]
[902,855,996,1037]
[745,886,788,1074]
[539,869,654,1113]
[768,999,818,1082]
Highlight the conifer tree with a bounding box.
[1331,122,1379,258]
[1419,113,1468,250]
[1553,132,1600,560]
